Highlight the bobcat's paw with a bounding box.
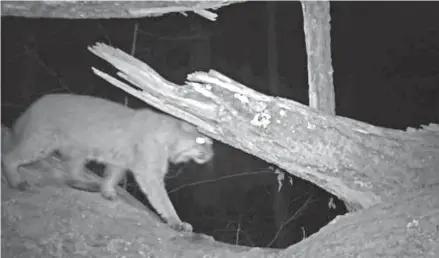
[101,188,118,201]
[168,220,193,232]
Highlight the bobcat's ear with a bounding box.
[180,121,198,133]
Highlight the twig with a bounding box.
[23,45,72,93]
[235,219,241,245]
[267,194,313,247]
[130,22,139,56]
[167,169,274,194]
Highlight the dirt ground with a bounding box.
[1,160,278,258]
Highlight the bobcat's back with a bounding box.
[14,94,137,151]
[11,94,179,165]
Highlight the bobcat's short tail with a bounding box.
[65,179,101,192]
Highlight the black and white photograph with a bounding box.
[1,1,438,257]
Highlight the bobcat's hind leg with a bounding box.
[2,149,27,190]
[64,156,101,193]
[2,135,55,191]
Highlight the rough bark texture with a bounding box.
[89,43,439,212]
[301,0,336,115]
[1,1,241,20]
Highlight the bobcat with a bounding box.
[2,93,214,232]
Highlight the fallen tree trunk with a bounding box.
[88,43,439,211]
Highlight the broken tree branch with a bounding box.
[1,1,242,21]
[88,42,439,211]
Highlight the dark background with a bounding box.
[2,1,438,248]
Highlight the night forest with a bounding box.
[2,1,439,249]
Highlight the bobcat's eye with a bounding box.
[196,136,212,145]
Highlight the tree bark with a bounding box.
[301,0,336,114]
[1,1,239,21]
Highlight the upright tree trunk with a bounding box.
[301,0,335,115]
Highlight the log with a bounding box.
[88,42,439,211]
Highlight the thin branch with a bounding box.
[167,169,274,194]
[23,45,72,94]
[267,194,313,247]
[130,22,139,56]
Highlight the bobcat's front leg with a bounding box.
[145,176,192,232]
[100,164,126,200]
[133,157,193,232]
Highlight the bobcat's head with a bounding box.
[169,122,214,164]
